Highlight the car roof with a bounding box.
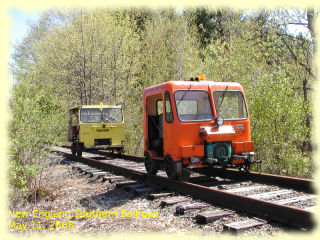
[69,104,122,111]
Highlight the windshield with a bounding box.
[213,91,247,120]
[80,108,102,123]
[102,108,123,123]
[174,90,213,122]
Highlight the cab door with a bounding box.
[146,94,163,157]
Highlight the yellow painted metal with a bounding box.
[68,105,125,148]
[79,122,124,147]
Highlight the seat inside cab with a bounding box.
[146,94,163,156]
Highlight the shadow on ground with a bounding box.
[79,185,140,211]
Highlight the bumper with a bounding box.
[85,145,124,150]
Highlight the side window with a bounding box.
[165,92,173,123]
[157,100,163,115]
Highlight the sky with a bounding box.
[9,8,41,47]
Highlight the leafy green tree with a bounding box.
[141,9,202,85]
[9,77,66,202]
[201,9,313,176]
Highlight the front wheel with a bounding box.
[238,163,251,172]
[71,143,76,156]
[76,143,83,156]
[144,153,158,175]
[117,147,125,155]
[165,156,182,179]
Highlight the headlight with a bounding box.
[215,116,224,126]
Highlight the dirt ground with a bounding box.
[8,155,288,237]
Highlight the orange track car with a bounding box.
[143,75,256,179]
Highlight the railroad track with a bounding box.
[86,148,314,193]
[53,146,315,231]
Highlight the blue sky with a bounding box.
[9,8,41,46]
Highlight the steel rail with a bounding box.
[195,168,314,194]
[56,148,314,230]
[87,149,314,194]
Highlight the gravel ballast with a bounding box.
[8,155,299,236]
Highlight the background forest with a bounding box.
[9,8,316,201]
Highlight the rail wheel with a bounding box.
[71,142,76,156]
[144,153,158,175]
[76,143,83,157]
[117,147,125,155]
[165,155,182,179]
[238,163,251,172]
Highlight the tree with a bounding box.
[202,9,313,176]
[9,77,65,202]
[269,9,316,151]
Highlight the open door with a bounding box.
[146,94,163,157]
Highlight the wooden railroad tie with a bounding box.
[60,159,74,165]
[148,193,173,200]
[88,171,109,177]
[195,209,235,224]
[160,197,189,207]
[109,177,129,184]
[71,164,88,171]
[274,195,315,205]
[134,186,162,196]
[223,218,267,233]
[176,203,209,215]
[225,185,268,194]
[248,190,293,200]
[102,176,127,183]
[84,169,105,175]
[115,181,140,189]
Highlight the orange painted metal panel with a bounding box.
[180,145,204,158]
[233,141,254,154]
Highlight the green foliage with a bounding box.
[249,71,310,176]
[200,9,313,177]
[9,78,66,200]
[141,9,203,84]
